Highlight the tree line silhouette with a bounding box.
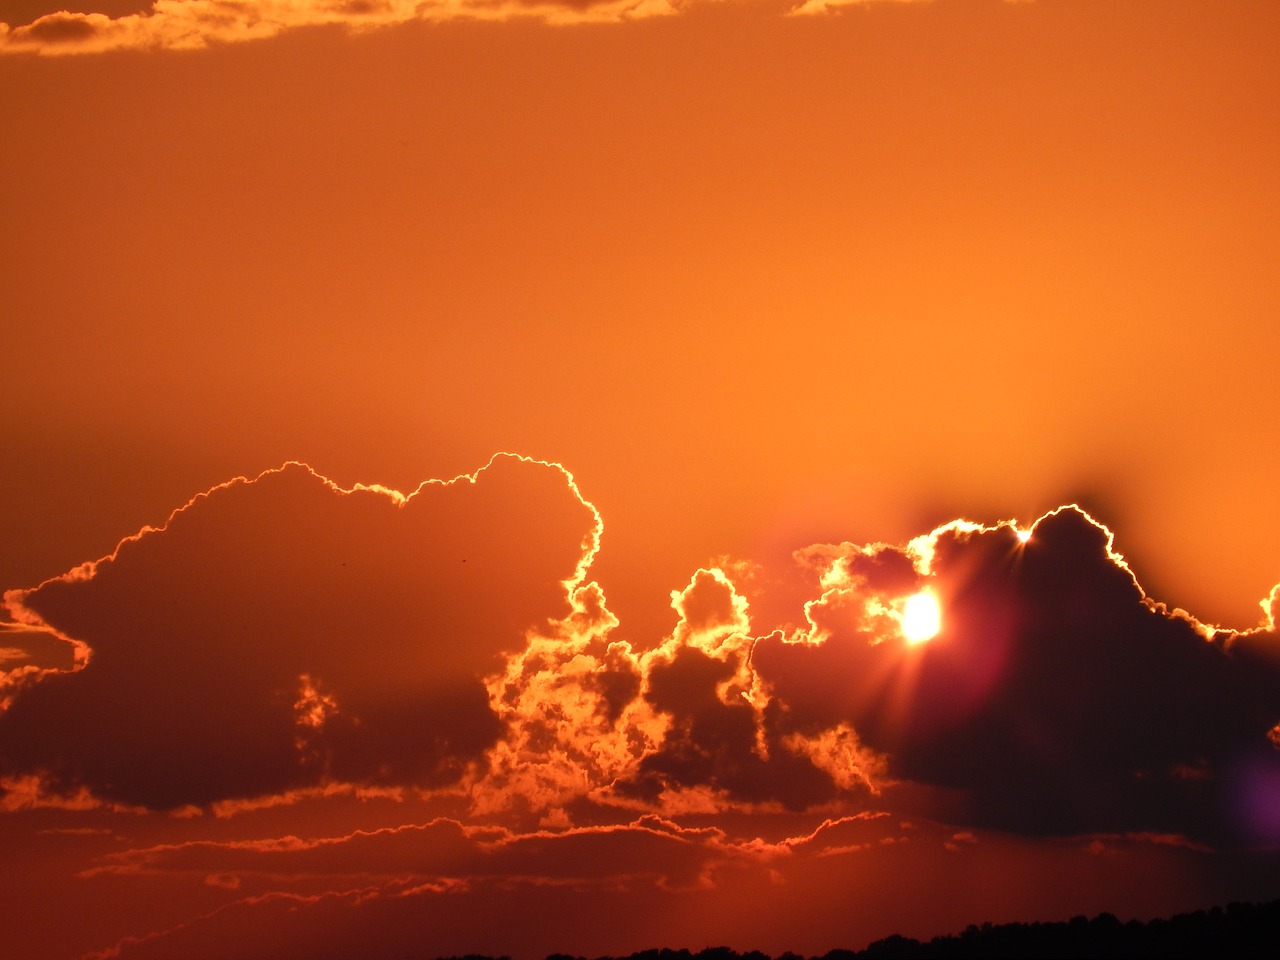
[438,899,1279,960]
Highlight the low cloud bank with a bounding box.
[2,456,1278,845]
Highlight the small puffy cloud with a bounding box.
[0,455,599,810]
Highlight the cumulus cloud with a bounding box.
[2,454,1277,847]
[751,507,1280,841]
[613,568,880,812]
[0,0,683,56]
[480,562,885,818]
[0,454,599,810]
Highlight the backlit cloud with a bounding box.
[79,812,915,960]
[752,507,1280,841]
[0,454,599,810]
[1,456,1279,960]
[1,458,1277,849]
[79,807,1253,960]
[0,621,79,711]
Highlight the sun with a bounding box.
[901,590,941,645]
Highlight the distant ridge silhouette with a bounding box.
[437,899,1280,960]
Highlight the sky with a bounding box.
[2,0,1279,957]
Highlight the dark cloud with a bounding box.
[0,622,77,673]
[2,455,1277,845]
[624,644,842,809]
[754,507,1280,841]
[85,806,1280,960]
[89,814,745,896]
[83,815,774,960]
[0,456,598,810]
[616,571,856,811]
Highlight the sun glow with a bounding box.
[901,591,941,645]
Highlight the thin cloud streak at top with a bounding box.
[0,0,683,55]
[0,0,1025,55]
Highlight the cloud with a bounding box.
[0,454,599,810]
[786,0,1029,18]
[0,0,1044,54]
[787,0,927,17]
[1,453,1277,845]
[478,562,887,822]
[0,0,684,56]
[0,621,79,709]
[82,806,1258,960]
[79,814,787,959]
[751,506,1280,841]
[475,564,881,822]
[82,811,997,960]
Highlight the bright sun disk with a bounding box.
[902,591,941,644]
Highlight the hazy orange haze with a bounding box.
[2,1,1280,958]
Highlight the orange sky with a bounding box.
[2,1,1280,958]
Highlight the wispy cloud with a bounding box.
[0,0,684,56]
